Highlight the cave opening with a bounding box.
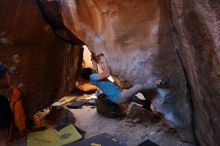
[29,44,178,146]
[7,44,195,146]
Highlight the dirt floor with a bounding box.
[72,106,195,146]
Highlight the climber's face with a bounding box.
[96,54,104,64]
[0,72,10,89]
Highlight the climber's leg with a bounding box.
[115,84,143,104]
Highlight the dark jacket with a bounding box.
[0,94,12,128]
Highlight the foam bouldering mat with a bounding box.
[27,129,59,146]
[52,96,76,107]
[65,133,127,146]
[55,125,86,138]
[27,124,82,146]
[66,98,97,109]
[137,139,159,146]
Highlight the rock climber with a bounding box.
[0,64,12,146]
[81,53,164,104]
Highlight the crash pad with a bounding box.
[66,133,127,146]
[58,124,82,145]
[52,96,76,106]
[27,129,59,146]
[27,124,82,146]
[66,98,96,109]
[137,139,159,146]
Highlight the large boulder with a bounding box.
[45,105,76,127]
[0,0,82,119]
[96,94,125,118]
[171,0,220,146]
[37,0,194,143]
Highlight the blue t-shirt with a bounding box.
[90,73,121,102]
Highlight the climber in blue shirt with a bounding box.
[81,53,163,104]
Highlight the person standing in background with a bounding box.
[0,64,12,146]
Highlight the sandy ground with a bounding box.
[72,106,195,146]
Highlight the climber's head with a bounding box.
[81,68,95,81]
[96,53,104,63]
[0,64,10,89]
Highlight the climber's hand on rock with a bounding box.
[91,52,98,62]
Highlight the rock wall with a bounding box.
[1,0,219,145]
[0,0,82,119]
[171,0,220,146]
[37,0,195,143]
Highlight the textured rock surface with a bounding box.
[1,0,220,145]
[45,105,76,127]
[96,95,125,118]
[171,0,220,146]
[37,0,194,143]
[0,0,82,119]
